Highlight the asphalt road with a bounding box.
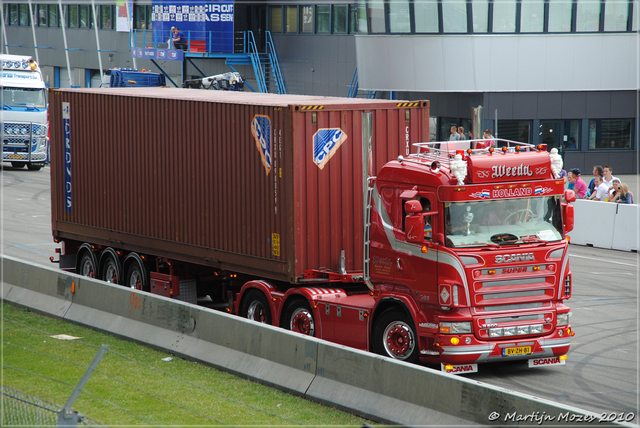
[3,164,638,421]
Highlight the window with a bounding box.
[389,0,410,33]
[7,4,18,25]
[349,4,358,33]
[270,6,282,33]
[49,4,59,27]
[493,0,517,32]
[333,5,347,33]
[100,5,112,29]
[68,5,78,28]
[317,5,330,33]
[368,0,385,33]
[285,5,297,33]
[135,5,148,29]
[472,0,489,33]
[588,119,634,149]
[301,5,314,33]
[548,0,572,32]
[79,5,90,28]
[19,4,29,26]
[562,120,581,151]
[496,120,532,144]
[604,0,629,31]
[37,4,47,26]
[576,0,601,32]
[442,1,467,33]
[520,0,544,32]
[357,0,368,33]
[633,0,639,31]
[414,0,439,32]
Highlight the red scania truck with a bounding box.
[49,88,575,373]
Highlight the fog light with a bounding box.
[465,337,472,344]
[559,355,568,360]
[558,329,564,336]
[450,337,460,345]
[444,364,453,371]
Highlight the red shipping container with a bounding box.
[49,88,429,283]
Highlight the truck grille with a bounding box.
[472,264,556,307]
[3,123,47,147]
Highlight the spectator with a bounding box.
[569,168,587,199]
[602,165,618,189]
[588,176,608,201]
[607,178,621,202]
[587,165,603,197]
[477,129,495,149]
[172,27,187,50]
[614,183,634,204]
[449,125,459,141]
[565,170,574,190]
[458,126,465,140]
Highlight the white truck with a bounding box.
[1,54,48,171]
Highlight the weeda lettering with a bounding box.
[492,163,534,179]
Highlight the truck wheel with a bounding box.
[101,254,121,285]
[373,309,419,363]
[11,162,26,169]
[79,253,97,278]
[125,261,148,291]
[240,290,272,324]
[27,164,43,171]
[284,299,315,336]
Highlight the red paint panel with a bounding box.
[49,89,429,283]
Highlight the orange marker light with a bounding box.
[421,246,429,253]
[488,269,496,274]
[71,282,76,294]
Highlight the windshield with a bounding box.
[444,196,563,248]
[3,87,47,109]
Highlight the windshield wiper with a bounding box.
[3,102,12,110]
[14,102,38,110]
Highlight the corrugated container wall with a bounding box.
[49,88,429,283]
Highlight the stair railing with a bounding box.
[246,31,267,93]
[265,31,286,95]
[348,67,359,98]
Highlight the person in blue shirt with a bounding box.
[172,27,187,50]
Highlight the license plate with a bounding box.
[9,154,23,159]
[502,346,532,356]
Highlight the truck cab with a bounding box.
[367,140,574,373]
[1,55,48,170]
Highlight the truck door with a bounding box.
[396,190,439,303]
[369,185,398,284]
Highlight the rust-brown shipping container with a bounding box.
[49,88,429,283]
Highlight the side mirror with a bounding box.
[564,189,576,203]
[562,202,574,233]
[405,215,424,243]
[405,199,422,214]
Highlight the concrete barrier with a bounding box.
[3,255,632,426]
[567,200,638,252]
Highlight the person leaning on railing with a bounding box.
[611,183,634,204]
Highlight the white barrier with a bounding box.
[567,200,638,252]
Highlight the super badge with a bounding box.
[251,115,272,175]
[313,128,347,170]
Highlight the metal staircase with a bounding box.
[348,67,376,99]
[228,31,285,94]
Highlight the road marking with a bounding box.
[570,253,638,267]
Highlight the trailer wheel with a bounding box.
[125,260,148,291]
[26,164,43,171]
[240,290,272,324]
[79,252,97,278]
[373,309,419,363]
[284,299,315,337]
[101,253,121,285]
[11,162,26,169]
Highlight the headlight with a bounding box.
[440,321,472,334]
[557,313,570,326]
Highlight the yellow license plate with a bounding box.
[9,154,23,159]
[502,346,532,356]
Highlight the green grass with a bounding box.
[2,302,373,426]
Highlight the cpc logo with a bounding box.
[251,115,272,175]
[313,128,347,170]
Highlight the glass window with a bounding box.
[493,0,517,32]
[415,0,439,32]
[317,5,330,33]
[576,0,601,32]
[285,5,297,33]
[333,5,347,33]
[49,4,59,27]
[270,6,282,33]
[79,5,90,28]
[19,4,30,25]
[588,119,634,149]
[37,5,47,26]
[562,120,581,151]
[520,0,544,32]
[634,0,639,31]
[442,1,467,33]
[441,118,459,141]
[68,5,78,28]
[8,4,18,25]
[548,0,572,32]
[101,5,112,29]
[472,0,489,33]
[135,5,145,29]
[368,0,385,33]
[604,0,629,31]
[349,4,358,33]
[301,5,314,33]
[357,0,368,33]
[496,120,532,144]
[146,6,152,29]
[389,0,410,33]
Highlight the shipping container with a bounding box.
[49,88,429,284]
